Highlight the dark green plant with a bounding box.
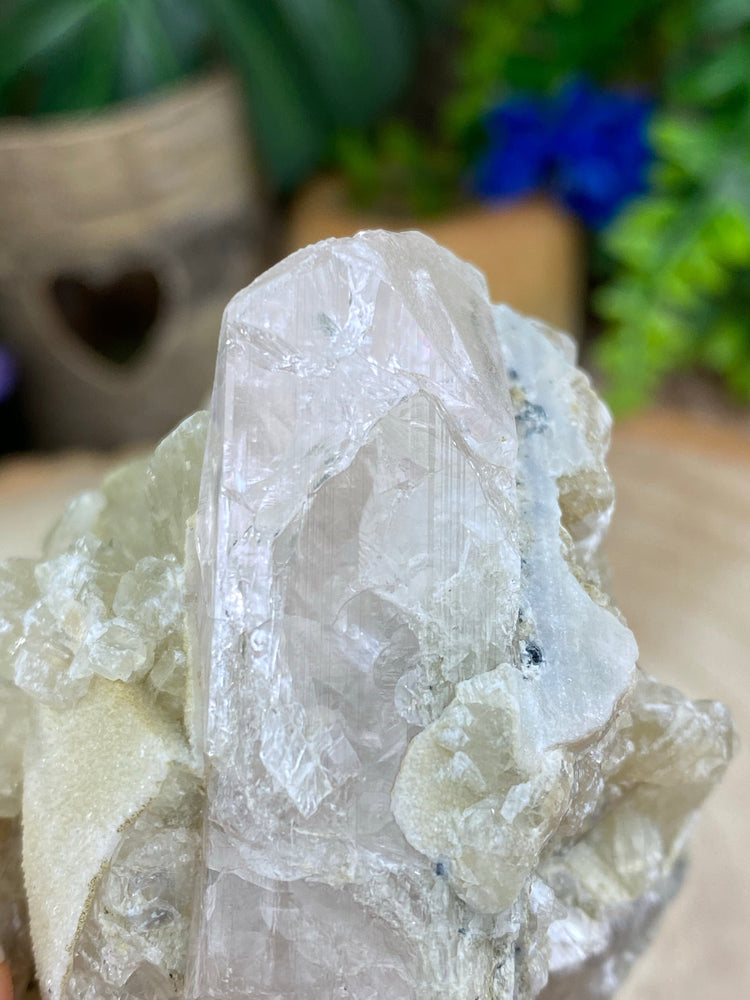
[337,0,690,215]
[595,0,750,412]
[443,0,688,146]
[336,121,459,217]
[0,0,442,190]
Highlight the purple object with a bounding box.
[473,79,654,229]
[0,345,17,403]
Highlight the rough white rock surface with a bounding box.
[0,231,736,1000]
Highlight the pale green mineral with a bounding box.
[0,412,207,999]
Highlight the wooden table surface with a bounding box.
[0,408,748,998]
[607,411,750,1000]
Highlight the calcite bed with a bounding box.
[0,231,736,1000]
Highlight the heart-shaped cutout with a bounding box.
[51,269,161,365]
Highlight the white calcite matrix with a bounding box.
[0,232,736,1000]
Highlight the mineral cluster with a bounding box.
[0,231,736,1000]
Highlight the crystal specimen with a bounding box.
[0,231,736,1000]
[187,232,735,999]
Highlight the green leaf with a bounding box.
[335,128,382,207]
[596,327,658,415]
[594,280,650,323]
[677,37,750,105]
[0,0,103,93]
[33,3,122,112]
[643,309,688,365]
[700,318,747,373]
[273,0,414,125]
[207,0,330,189]
[651,115,719,179]
[605,199,676,272]
[701,203,750,266]
[675,240,728,295]
[350,0,416,113]
[697,0,750,32]
[152,0,212,75]
[116,0,183,100]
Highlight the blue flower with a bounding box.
[472,79,654,230]
[473,96,553,201]
[551,79,654,229]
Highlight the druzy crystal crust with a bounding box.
[0,231,737,1000]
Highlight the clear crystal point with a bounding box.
[188,232,522,997]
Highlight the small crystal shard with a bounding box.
[0,232,736,1000]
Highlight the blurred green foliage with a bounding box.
[0,0,453,189]
[337,0,750,413]
[442,0,687,146]
[337,0,688,214]
[595,0,750,411]
[4,0,750,411]
[336,121,459,217]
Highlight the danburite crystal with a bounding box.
[0,231,736,1000]
[187,231,734,999]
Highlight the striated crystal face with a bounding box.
[0,231,736,1000]
[190,232,521,998]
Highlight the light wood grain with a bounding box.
[608,411,750,1000]
[0,408,748,997]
